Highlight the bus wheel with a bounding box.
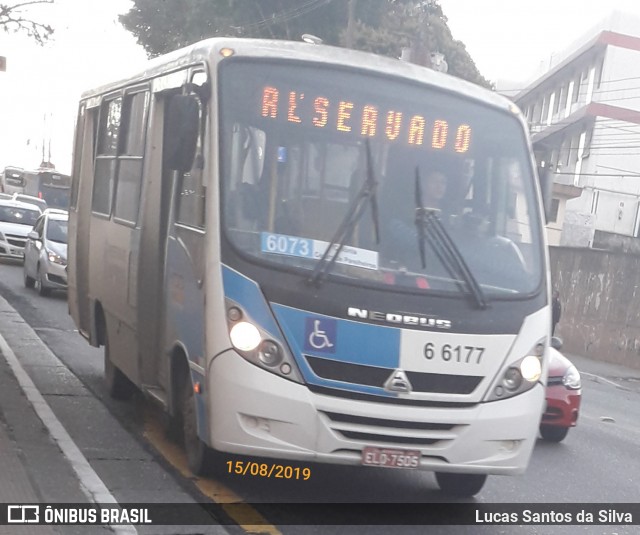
[104,334,134,400]
[539,425,569,442]
[435,472,487,497]
[181,373,211,476]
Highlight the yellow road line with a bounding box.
[143,407,281,535]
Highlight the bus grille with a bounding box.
[320,411,461,448]
[306,355,482,395]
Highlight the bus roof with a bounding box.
[80,37,518,117]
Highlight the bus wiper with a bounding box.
[414,168,487,309]
[308,140,380,287]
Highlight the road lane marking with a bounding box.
[143,407,281,535]
[0,331,137,535]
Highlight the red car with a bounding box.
[540,340,582,442]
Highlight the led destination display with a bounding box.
[260,85,472,153]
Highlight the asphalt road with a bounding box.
[1,259,639,535]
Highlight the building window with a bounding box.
[549,198,560,223]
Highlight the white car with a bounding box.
[0,199,42,260]
[23,210,69,296]
[12,192,48,213]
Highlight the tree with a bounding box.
[120,0,491,88]
[0,1,54,45]
[345,1,492,88]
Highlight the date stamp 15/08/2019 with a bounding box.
[226,460,311,480]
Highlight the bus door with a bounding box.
[137,69,207,403]
[69,103,97,338]
[156,71,209,400]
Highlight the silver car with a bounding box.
[0,199,41,260]
[23,211,68,296]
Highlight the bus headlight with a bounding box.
[225,300,303,383]
[486,341,544,401]
[259,340,283,367]
[520,355,542,382]
[229,321,261,351]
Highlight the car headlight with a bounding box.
[47,249,65,265]
[226,300,302,383]
[563,365,581,390]
[486,340,544,402]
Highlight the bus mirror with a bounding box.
[538,165,553,223]
[164,95,200,172]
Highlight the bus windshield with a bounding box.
[34,171,71,209]
[220,59,543,297]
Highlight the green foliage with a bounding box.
[120,0,492,88]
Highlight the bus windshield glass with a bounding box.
[219,59,543,297]
[39,172,71,209]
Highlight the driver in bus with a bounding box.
[383,165,450,267]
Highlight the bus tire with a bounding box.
[104,331,135,400]
[539,424,569,442]
[181,372,211,476]
[435,472,487,497]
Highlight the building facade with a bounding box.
[514,11,640,249]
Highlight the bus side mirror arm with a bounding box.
[164,95,200,172]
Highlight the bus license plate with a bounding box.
[362,447,420,469]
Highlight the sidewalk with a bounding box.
[0,335,103,535]
[0,294,227,535]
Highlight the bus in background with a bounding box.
[68,38,551,497]
[1,166,26,195]
[23,168,71,209]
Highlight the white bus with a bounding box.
[68,38,551,496]
[1,166,26,194]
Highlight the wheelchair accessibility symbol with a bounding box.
[304,317,337,353]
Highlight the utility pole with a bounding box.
[346,0,357,49]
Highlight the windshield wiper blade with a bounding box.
[414,167,428,270]
[308,140,380,287]
[414,170,487,309]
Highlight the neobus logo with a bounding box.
[347,307,452,329]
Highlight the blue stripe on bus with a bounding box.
[272,304,400,369]
[221,265,282,337]
[222,266,400,396]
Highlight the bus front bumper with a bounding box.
[208,351,544,475]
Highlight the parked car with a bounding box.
[540,338,582,442]
[12,192,47,213]
[0,199,42,260]
[23,210,68,296]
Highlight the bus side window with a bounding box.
[92,97,122,216]
[114,90,149,224]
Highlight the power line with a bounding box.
[229,0,333,35]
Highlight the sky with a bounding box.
[2,0,640,175]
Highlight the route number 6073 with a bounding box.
[423,343,485,364]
